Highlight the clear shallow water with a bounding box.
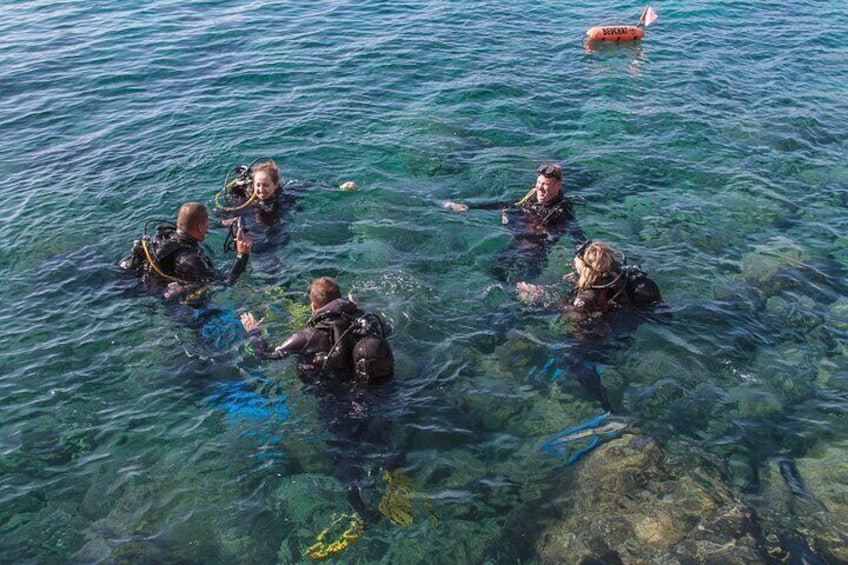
[2,0,848,562]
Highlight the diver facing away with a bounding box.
[518,239,661,314]
[240,276,396,524]
[240,276,394,383]
[565,239,661,317]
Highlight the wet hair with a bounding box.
[536,163,563,181]
[252,159,281,188]
[309,276,342,309]
[176,202,209,233]
[575,240,617,289]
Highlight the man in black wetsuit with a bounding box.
[443,163,587,283]
[240,276,393,381]
[240,276,395,523]
[120,201,252,299]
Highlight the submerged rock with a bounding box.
[758,442,848,563]
[533,435,762,564]
[740,236,806,289]
[490,433,840,564]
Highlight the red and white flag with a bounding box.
[639,5,658,27]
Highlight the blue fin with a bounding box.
[539,412,625,463]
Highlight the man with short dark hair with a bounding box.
[240,276,393,381]
[169,202,252,285]
[308,276,343,309]
[240,276,396,524]
[119,201,252,299]
[442,163,586,283]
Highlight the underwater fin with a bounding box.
[379,469,415,526]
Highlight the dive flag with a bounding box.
[639,5,658,27]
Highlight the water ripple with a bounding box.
[2,0,848,562]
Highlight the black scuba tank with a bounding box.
[624,266,662,306]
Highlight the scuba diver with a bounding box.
[215,158,291,225]
[240,276,394,383]
[443,163,587,283]
[517,240,662,467]
[119,201,252,302]
[215,158,359,274]
[560,238,661,320]
[517,239,662,412]
[240,276,396,524]
[214,158,320,260]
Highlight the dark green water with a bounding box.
[2,0,847,562]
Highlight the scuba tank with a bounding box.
[119,220,177,276]
[309,301,395,382]
[351,313,394,382]
[623,265,662,306]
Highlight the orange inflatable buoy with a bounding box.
[585,6,657,42]
[585,25,645,42]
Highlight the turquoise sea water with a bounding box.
[2,0,848,562]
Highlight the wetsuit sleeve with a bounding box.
[571,288,600,312]
[221,253,249,286]
[171,249,249,286]
[247,328,310,360]
[469,200,510,211]
[439,195,509,212]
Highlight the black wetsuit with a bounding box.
[247,297,364,378]
[247,296,396,522]
[158,231,249,286]
[480,192,586,283]
[119,228,249,298]
[221,185,292,225]
[218,182,306,254]
[570,265,630,314]
[561,264,662,412]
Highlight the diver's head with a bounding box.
[574,240,616,288]
[309,276,342,311]
[535,163,563,204]
[252,159,281,200]
[177,202,209,241]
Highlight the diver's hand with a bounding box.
[240,312,265,332]
[516,281,542,303]
[163,282,186,300]
[221,217,239,227]
[235,223,253,254]
[442,200,469,212]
